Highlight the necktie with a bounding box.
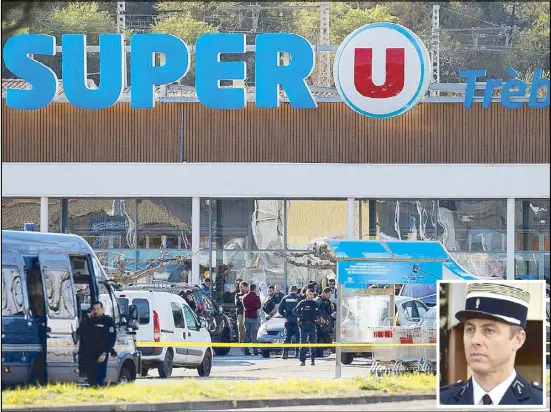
[482,394,493,405]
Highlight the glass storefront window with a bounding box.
[286,200,347,250]
[137,198,192,249]
[373,200,507,253]
[451,252,507,279]
[2,198,61,233]
[203,199,284,250]
[68,198,136,249]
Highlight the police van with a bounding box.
[1,230,141,386]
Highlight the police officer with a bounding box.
[440,283,543,406]
[78,301,117,387]
[278,285,301,359]
[315,287,334,357]
[293,288,322,366]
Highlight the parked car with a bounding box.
[399,284,437,307]
[418,306,437,328]
[123,283,234,356]
[115,290,213,378]
[257,313,288,358]
[340,295,429,365]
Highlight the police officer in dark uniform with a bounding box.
[293,288,322,366]
[262,285,279,318]
[314,287,334,357]
[440,283,543,406]
[278,285,301,359]
[78,301,117,387]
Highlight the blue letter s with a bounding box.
[3,34,58,110]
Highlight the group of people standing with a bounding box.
[234,279,336,366]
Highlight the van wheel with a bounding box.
[118,366,132,384]
[197,350,212,377]
[158,350,173,378]
[341,353,354,365]
[141,367,149,376]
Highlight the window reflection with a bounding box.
[2,267,25,316]
[44,269,75,318]
[68,199,136,249]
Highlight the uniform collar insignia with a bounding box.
[512,378,528,400]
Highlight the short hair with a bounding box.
[510,325,524,339]
[92,301,103,308]
[204,277,211,283]
[290,285,298,292]
[249,284,257,292]
[240,281,248,288]
[323,287,332,294]
[268,285,274,290]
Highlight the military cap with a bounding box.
[455,283,530,329]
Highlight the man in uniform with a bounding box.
[440,283,543,406]
[278,285,302,359]
[293,289,322,366]
[315,287,335,357]
[78,301,117,387]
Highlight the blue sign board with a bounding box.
[337,260,443,288]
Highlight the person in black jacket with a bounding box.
[293,289,322,366]
[278,285,301,359]
[78,301,117,387]
[314,287,335,357]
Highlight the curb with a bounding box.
[5,393,436,411]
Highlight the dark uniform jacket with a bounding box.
[235,292,245,316]
[263,295,278,315]
[78,314,117,359]
[278,292,301,321]
[292,299,321,324]
[315,296,334,319]
[440,373,543,406]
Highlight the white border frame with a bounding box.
[436,279,547,409]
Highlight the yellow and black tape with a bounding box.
[136,342,436,348]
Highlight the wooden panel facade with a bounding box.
[2,101,181,162]
[2,100,549,163]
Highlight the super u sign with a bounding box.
[334,23,432,119]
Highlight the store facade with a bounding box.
[2,92,550,302]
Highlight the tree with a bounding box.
[152,2,222,86]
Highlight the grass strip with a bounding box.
[2,374,436,408]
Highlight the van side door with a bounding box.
[170,300,188,364]
[38,253,79,383]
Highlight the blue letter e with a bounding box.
[255,33,317,109]
[3,34,58,110]
[130,34,190,109]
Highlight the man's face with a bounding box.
[268,288,274,296]
[239,284,245,293]
[306,290,314,300]
[274,284,281,294]
[323,291,331,300]
[463,318,525,376]
[92,303,104,318]
[328,280,335,289]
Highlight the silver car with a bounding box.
[256,313,289,358]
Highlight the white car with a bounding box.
[115,289,213,378]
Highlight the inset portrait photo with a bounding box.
[437,280,547,408]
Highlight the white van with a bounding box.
[115,290,213,378]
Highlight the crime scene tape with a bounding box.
[136,342,436,348]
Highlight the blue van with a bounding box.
[1,230,140,386]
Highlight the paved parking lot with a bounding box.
[137,349,376,382]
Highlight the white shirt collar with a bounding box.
[472,369,517,406]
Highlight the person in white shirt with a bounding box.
[439,283,543,406]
